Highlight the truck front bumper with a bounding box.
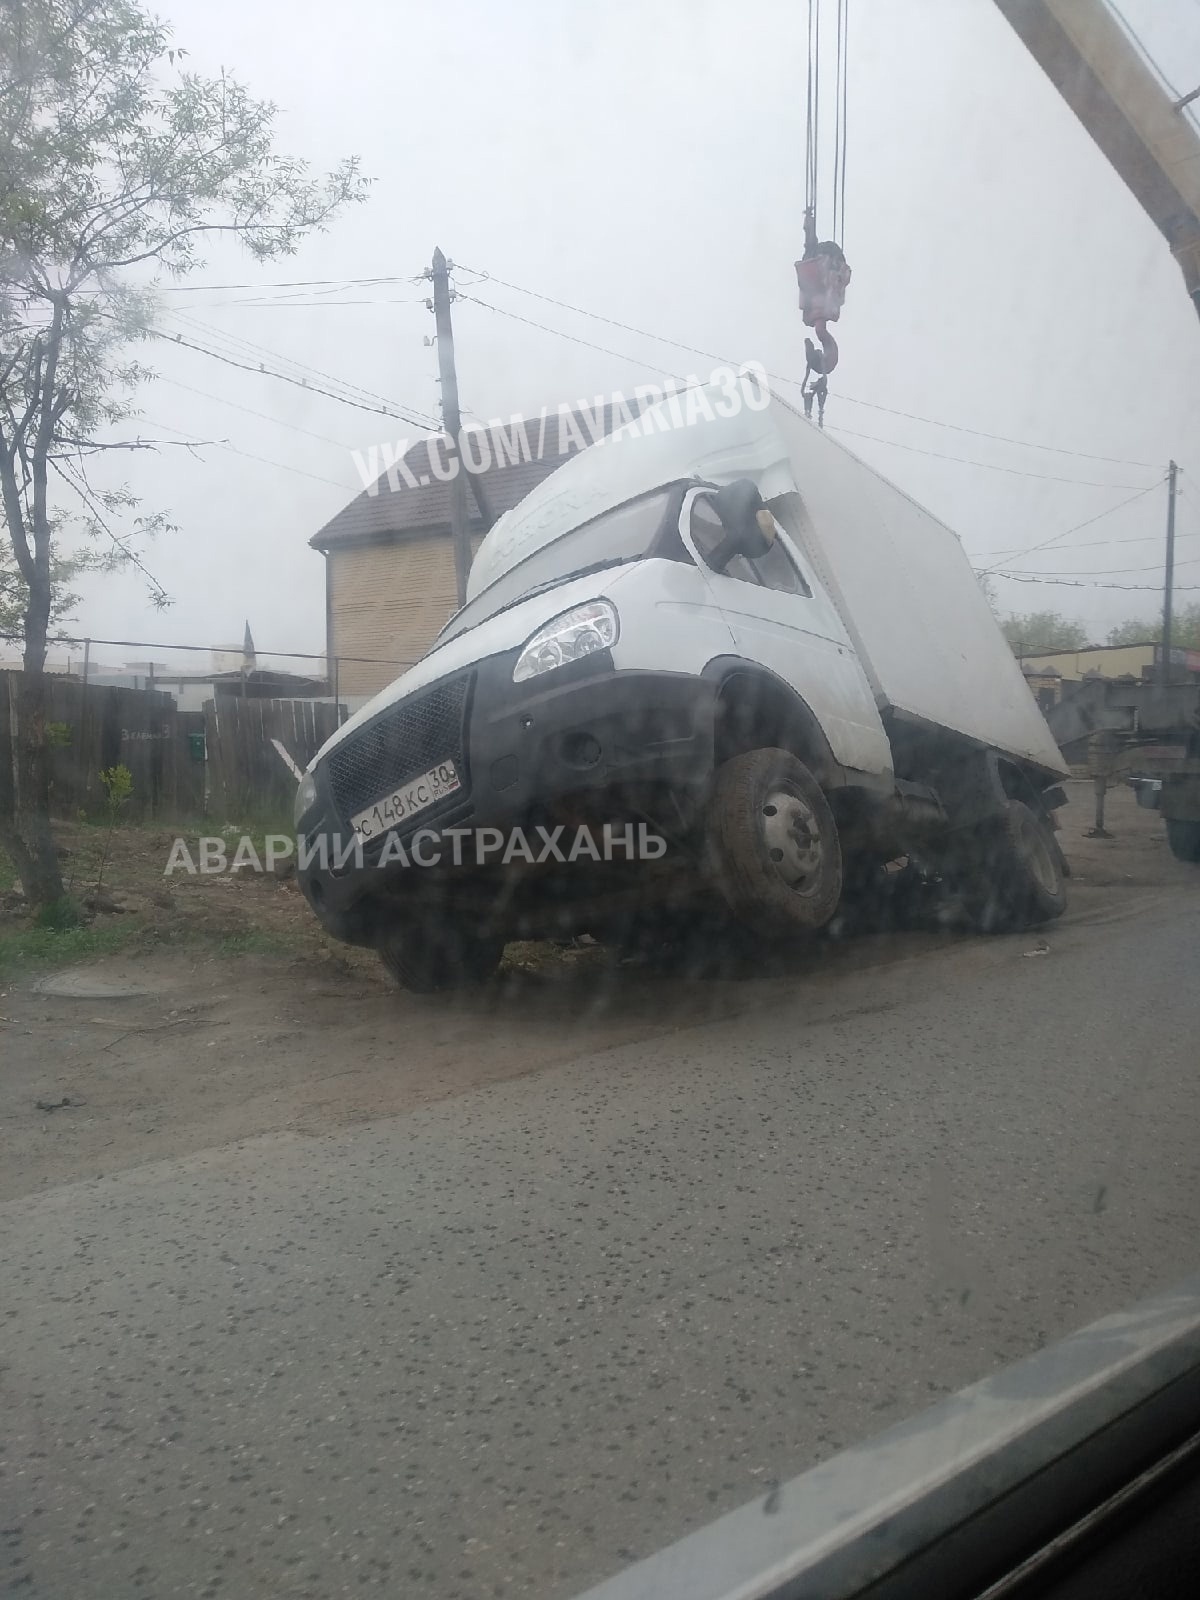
[296,651,717,944]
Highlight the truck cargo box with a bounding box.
[768,401,1068,776]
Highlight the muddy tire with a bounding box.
[378,923,504,992]
[960,798,1066,933]
[706,748,842,933]
[1166,819,1200,863]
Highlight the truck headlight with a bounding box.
[513,600,619,684]
[293,770,318,827]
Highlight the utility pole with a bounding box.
[429,247,471,607]
[1162,459,1178,685]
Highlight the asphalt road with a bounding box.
[4,888,1200,1600]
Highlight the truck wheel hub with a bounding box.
[762,789,824,893]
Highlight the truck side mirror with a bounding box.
[709,479,776,569]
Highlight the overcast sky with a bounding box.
[58,0,1200,671]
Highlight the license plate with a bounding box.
[350,759,461,841]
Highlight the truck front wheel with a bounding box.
[706,747,843,933]
[960,798,1066,932]
[378,922,505,993]
[1166,819,1200,863]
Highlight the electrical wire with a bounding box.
[87,273,423,295]
[145,324,438,431]
[453,267,1161,469]
[162,308,439,426]
[458,293,687,383]
[0,628,415,669]
[461,292,1162,491]
[825,423,1153,488]
[971,528,1199,559]
[153,375,359,448]
[145,418,358,490]
[1001,556,1200,577]
[179,294,429,310]
[988,572,1200,592]
[976,480,1168,574]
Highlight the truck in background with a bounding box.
[1046,675,1200,863]
[294,378,1070,990]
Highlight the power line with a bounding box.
[970,527,1200,559]
[462,292,1161,492]
[1002,556,1200,577]
[153,375,359,449]
[988,572,1200,592]
[88,272,422,295]
[146,418,357,490]
[162,306,436,420]
[181,294,428,309]
[0,629,415,668]
[976,480,1168,574]
[825,423,1154,489]
[454,265,1161,469]
[459,293,686,382]
[145,325,437,431]
[162,308,440,426]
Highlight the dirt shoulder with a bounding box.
[1,781,1194,1204]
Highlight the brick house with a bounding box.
[311,402,639,698]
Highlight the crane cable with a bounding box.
[799,0,852,422]
[805,0,820,218]
[834,0,849,249]
[805,0,849,248]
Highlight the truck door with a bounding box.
[682,488,890,775]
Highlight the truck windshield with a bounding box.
[435,487,679,648]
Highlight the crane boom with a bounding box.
[994,0,1200,319]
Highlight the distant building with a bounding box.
[1013,641,1159,684]
[311,402,642,698]
[1021,661,1062,713]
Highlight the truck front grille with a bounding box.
[325,674,472,825]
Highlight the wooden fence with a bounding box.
[1,670,207,820]
[203,695,341,819]
[1,674,342,823]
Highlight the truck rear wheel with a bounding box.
[960,798,1066,933]
[378,922,505,993]
[706,747,842,933]
[1166,819,1200,863]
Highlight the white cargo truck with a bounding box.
[295,377,1070,989]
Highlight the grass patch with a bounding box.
[213,929,302,959]
[0,920,142,981]
[34,896,84,931]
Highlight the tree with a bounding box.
[999,610,1089,656]
[0,536,86,636]
[0,0,366,906]
[1107,604,1200,649]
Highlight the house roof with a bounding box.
[311,399,644,551]
[1017,640,1157,660]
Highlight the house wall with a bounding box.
[327,532,483,697]
[1016,644,1156,681]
